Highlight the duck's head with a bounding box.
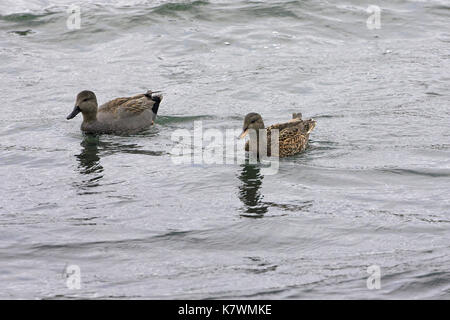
[239,112,265,139]
[67,90,98,121]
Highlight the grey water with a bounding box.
[0,0,449,299]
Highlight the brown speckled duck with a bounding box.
[67,90,162,134]
[239,112,316,158]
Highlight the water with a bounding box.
[0,0,449,299]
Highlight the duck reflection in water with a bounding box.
[75,134,162,190]
[76,134,104,175]
[238,162,268,217]
[238,162,314,217]
[74,134,105,191]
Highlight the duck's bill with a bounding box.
[67,106,81,120]
[239,129,248,139]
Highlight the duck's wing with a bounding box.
[267,119,316,157]
[268,118,315,134]
[99,93,155,118]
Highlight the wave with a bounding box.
[3,0,448,18]
[0,0,204,16]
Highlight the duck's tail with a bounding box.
[144,90,162,99]
[290,112,316,134]
[144,90,163,115]
[292,112,302,120]
[307,119,316,134]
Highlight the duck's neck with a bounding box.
[82,111,98,124]
[248,128,268,156]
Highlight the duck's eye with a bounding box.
[82,98,89,102]
[251,119,256,123]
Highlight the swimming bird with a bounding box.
[67,90,162,134]
[239,112,316,158]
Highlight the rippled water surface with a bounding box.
[0,0,449,299]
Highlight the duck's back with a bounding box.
[267,118,316,157]
[95,93,157,132]
[98,94,151,117]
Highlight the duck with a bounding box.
[67,90,162,134]
[239,112,316,158]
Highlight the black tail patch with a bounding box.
[151,95,161,114]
